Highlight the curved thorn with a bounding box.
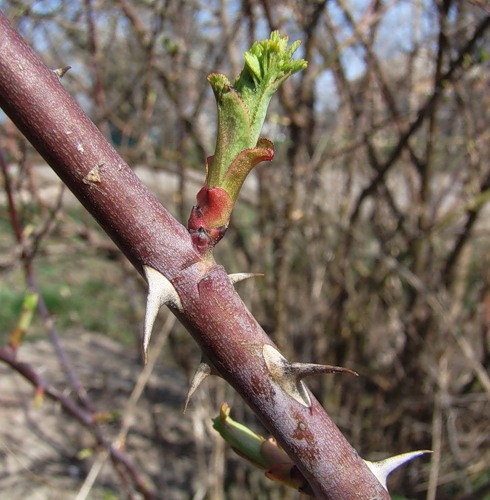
[143,265,182,364]
[183,362,211,413]
[183,358,220,413]
[228,272,263,285]
[263,344,311,407]
[289,362,358,380]
[364,450,432,490]
[263,344,357,408]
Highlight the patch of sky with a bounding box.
[315,71,339,112]
[30,0,63,15]
[339,45,366,81]
[373,0,437,58]
[327,0,366,26]
[326,1,367,81]
[11,0,79,54]
[195,0,222,40]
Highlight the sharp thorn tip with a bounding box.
[228,273,263,285]
[183,361,214,413]
[365,450,432,490]
[52,66,71,79]
[143,266,182,362]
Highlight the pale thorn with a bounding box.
[142,265,183,364]
[262,344,357,408]
[364,450,432,490]
[52,66,71,79]
[289,361,358,380]
[228,273,263,285]
[183,358,220,413]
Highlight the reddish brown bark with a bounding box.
[0,13,388,499]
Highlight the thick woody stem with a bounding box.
[0,14,388,499]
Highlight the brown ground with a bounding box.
[0,332,200,500]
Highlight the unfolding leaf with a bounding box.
[234,31,307,145]
[207,74,252,187]
[221,138,274,202]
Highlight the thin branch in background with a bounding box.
[349,14,490,228]
[0,144,91,406]
[0,146,154,498]
[427,354,448,500]
[467,0,490,14]
[118,313,176,445]
[83,0,108,134]
[0,341,155,498]
[75,450,110,500]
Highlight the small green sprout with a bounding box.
[188,32,307,252]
